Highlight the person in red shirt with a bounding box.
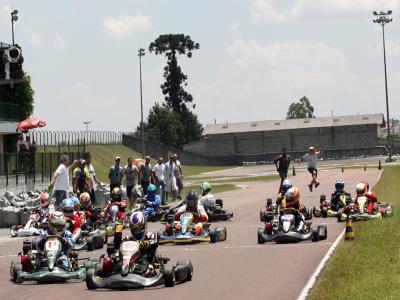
[61,198,82,242]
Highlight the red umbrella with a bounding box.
[17,116,47,132]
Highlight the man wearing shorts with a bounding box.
[299,146,322,192]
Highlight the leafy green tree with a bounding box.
[286,96,315,119]
[176,109,203,145]
[0,74,34,119]
[149,34,199,113]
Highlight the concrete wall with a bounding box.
[184,124,383,162]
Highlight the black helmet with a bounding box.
[186,190,198,210]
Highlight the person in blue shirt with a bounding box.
[143,184,161,221]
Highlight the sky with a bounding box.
[1,0,400,131]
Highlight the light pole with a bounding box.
[83,121,91,143]
[138,48,145,158]
[373,10,393,162]
[11,9,18,45]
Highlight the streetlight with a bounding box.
[11,9,18,45]
[373,10,393,162]
[83,121,91,144]
[138,48,145,158]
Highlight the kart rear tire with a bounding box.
[164,266,175,287]
[318,225,328,240]
[260,210,265,222]
[209,229,217,243]
[305,208,313,220]
[321,207,328,218]
[86,268,97,290]
[177,260,193,281]
[86,236,94,252]
[10,262,22,283]
[313,207,321,218]
[312,228,320,242]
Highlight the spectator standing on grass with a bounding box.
[72,159,90,197]
[140,156,152,195]
[299,146,322,192]
[124,157,140,204]
[108,156,124,193]
[274,147,291,192]
[173,153,184,199]
[165,155,179,203]
[152,157,166,204]
[50,155,78,208]
[17,135,28,171]
[85,154,101,204]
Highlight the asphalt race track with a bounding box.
[0,168,380,300]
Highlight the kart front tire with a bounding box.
[164,266,175,287]
[321,207,328,218]
[318,225,328,240]
[86,236,94,251]
[10,262,22,283]
[86,268,97,290]
[176,260,193,281]
[312,228,320,242]
[209,229,217,243]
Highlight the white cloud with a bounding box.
[54,36,67,49]
[102,14,150,37]
[192,39,378,124]
[25,29,43,46]
[252,0,400,22]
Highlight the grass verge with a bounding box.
[309,166,400,300]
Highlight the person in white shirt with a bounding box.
[50,155,78,207]
[165,155,178,203]
[299,146,322,192]
[152,157,166,204]
[85,154,101,204]
[173,153,184,199]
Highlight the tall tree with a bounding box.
[149,34,199,113]
[286,96,315,119]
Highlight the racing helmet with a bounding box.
[335,179,345,192]
[61,198,74,217]
[186,190,199,211]
[129,211,146,240]
[39,192,50,208]
[362,180,370,192]
[147,184,157,196]
[79,192,91,210]
[281,179,292,193]
[48,211,66,235]
[111,187,122,202]
[356,182,367,196]
[71,196,80,210]
[285,187,300,207]
[200,182,212,196]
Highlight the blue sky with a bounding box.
[1,0,400,131]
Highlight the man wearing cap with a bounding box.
[299,147,322,192]
[108,156,124,193]
[73,159,90,196]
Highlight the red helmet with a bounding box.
[40,192,50,208]
[285,187,300,207]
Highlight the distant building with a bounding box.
[183,113,387,162]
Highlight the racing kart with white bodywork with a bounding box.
[10,208,48,238]
[10,235,86,283]
[260,198,312,222]
[258,207,327,244]
[157,212,227,244]
[337,196,393,222]
[85,238,193,289]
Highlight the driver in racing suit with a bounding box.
[171,191,208,236]
[79,192,101,228]
[282,187,305,232]
[275,179,293,209]
[356,182,378,214]
[143,184,161,221]
[61,198,82,243]
[330,179,352,211]
[104,187,128,221]
[35,211,74,270]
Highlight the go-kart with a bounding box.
[104,203,128,237]
[166,198,233,222]
[260,198,312,222]
[85,238,193,289]
[338,196,392,222]
[258,207,327,244]
[313,194,352,219]
[10,235,86,283]
[157,212,227,244]
[10,208,48,238]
